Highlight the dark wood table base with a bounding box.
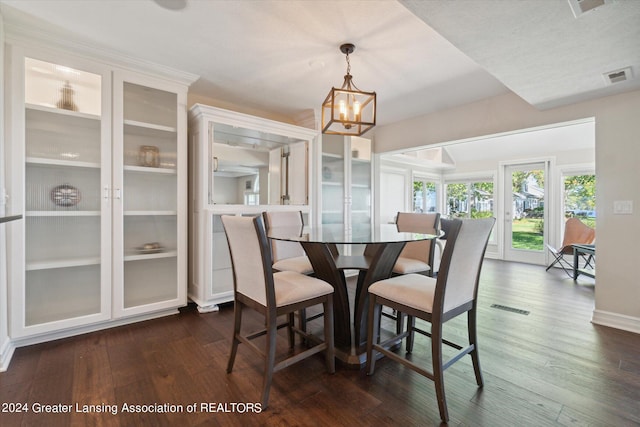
[301,241,407,367]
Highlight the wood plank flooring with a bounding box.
[2,260,639,426]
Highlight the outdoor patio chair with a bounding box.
[546,217,595,277]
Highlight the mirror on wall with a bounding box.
[208,122,308,205]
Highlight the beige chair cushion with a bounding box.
[273,256,314,275]
[274,271,333,307]
[368,273,438,314]
[392,257,431,275]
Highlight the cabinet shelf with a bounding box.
[322,153,343,160]
[124,210,177,216]
[322,181,342,187]
[352,157,370,164]
[26,211,101,217]
[26,256,101,271]
[124,119,176,134]
[124,165,176,174]
[124,249,178,262]
[27,156,100,169]
[26,103,101,121]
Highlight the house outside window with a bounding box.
[446,181,494,219]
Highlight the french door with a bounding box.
[503,161,548,264]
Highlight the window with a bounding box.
[413,178,438,213]
[446,180,494,219]
[563,173,595,228]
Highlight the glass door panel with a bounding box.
[121,82,179,309]
[350,136,371,226]
[504,162,546,264]
[23,57,105,327]
[321,135,345,225]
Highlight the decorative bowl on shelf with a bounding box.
[50,183,81,207]
[136,242,164,254]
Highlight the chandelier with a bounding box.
[321,43,376,136]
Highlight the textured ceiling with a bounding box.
[0,0,638,129]
[0,0,508,125]
[401,0,640,110]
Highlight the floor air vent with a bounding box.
[491,304,530,315]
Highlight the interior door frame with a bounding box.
[499,157,555,265]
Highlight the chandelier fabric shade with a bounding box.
[321,43,376,136]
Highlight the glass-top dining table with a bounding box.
[267,223,440,367]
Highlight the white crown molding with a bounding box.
[1,10,199,87]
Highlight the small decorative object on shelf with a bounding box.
[136,242,164,254]
[55,80,78,111]
[50,183,81,207]
[138,145,160,167]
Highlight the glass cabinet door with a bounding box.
[321,135,345,225]
[113,74,185,315]
[22,57,110,331]
[349,136,372,226]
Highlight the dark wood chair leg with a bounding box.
[396,310,405,335]
[227,302,243,373]
[261,315,278,409]
[298,308,307,334]
[287,312,295,349]
[405,315,415,353]
[468,309,483,387]
[431,322,449,422]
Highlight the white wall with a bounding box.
[374,89,640,334]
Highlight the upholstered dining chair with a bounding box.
[262,211,320,335]
[546,217,595,277]
[385,212,441,334]
[221,215,335,408]
[262,210,314,275]
[366,217,495,422]
[393,212,441,277]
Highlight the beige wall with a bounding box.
[374,89,640,332]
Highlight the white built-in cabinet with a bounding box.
[188,104,317,312]
[319,134,372,228]
[7,45,191,341]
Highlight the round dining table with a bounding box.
[267,223,440,367]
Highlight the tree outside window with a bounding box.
[446,181,494,219]
[564,174,595,228]
[413,179,437,213]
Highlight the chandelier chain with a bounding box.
[345,51,351,76]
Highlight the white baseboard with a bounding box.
[0,339,16,372]
[592,309,640,334]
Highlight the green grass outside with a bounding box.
[512,219,543,250]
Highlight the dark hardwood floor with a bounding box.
[2,260,639,426]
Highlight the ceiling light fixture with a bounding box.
[321,43,376,136]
